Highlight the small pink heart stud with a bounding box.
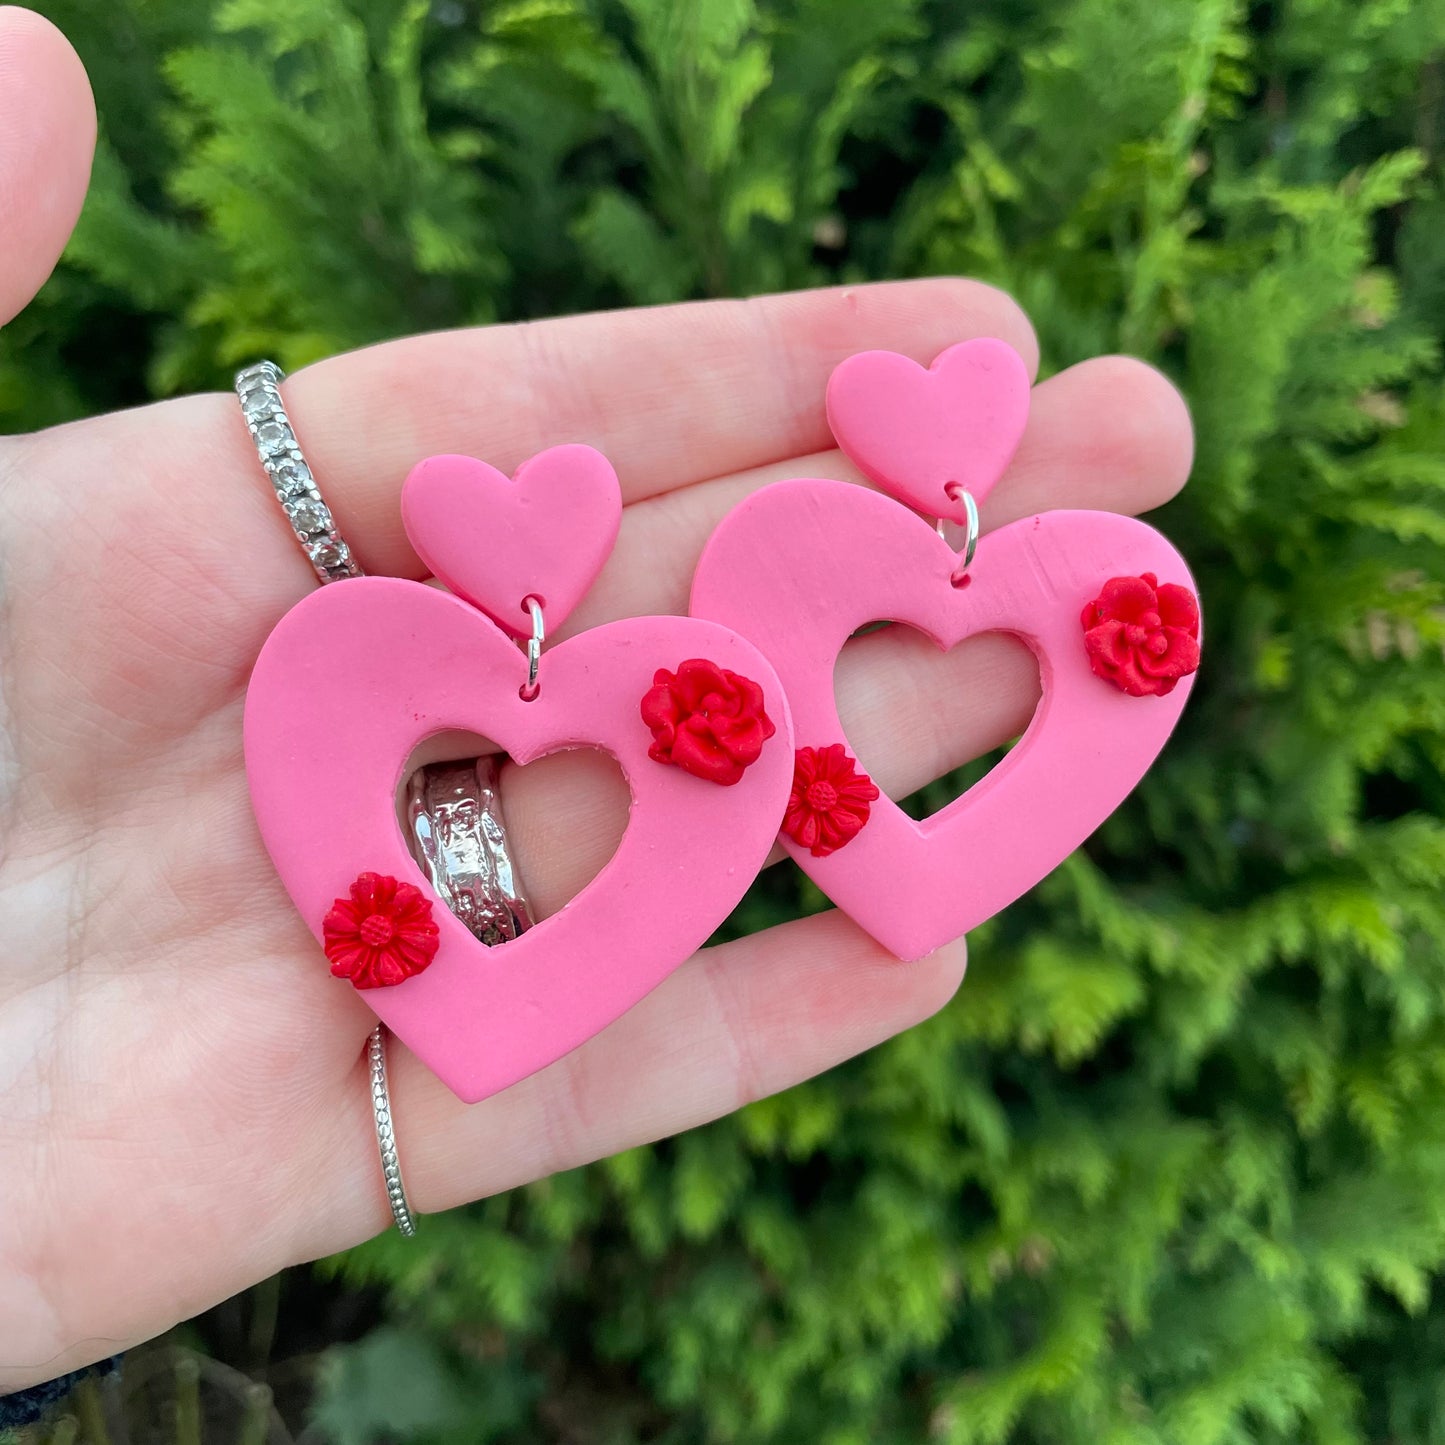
[402,445,621,638]
[826,338,1031,524]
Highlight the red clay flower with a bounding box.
[323,872,440,989]
[1081,572,1201,697]
[642,658,776,785]
[784,744,881,857]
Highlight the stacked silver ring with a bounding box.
[236,362,361,584]
[237,361,534,1237]
[407,758,535,945]
[368,1026,416,1235]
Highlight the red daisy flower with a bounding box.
[323,872,440,990]
[1081,572,1201,697]
[641,658,777,786]
[783,744,881,857]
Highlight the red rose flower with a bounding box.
[323,872,440,989]
[783,744,881,857]
[642,658,777,785]
[1081,572,1201,697]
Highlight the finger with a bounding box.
[9,279,1037,746]
[282,279,1038,573]
[984,355,1193,527]
[307,911,967,1250]
[16,280,1036,696]
[0,8,95,326]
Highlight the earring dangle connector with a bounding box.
[521,596,545,700]
[935,483,981,585]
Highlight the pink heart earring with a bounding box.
[246,444,794,1103]
[690,339,1201,962]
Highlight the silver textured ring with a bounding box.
[406,756,535,945]
[235,361,362,584]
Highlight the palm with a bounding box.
[0,9,1194,1391]
[1,391,365,1381]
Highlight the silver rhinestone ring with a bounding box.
[235,361,361,584]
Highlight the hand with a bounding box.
[0,7,1194,1389]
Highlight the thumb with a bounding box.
[0,6,95,327]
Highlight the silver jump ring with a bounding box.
[952,486,981,573]
[235,361,361,584]
[238,361,413,1236]
[521,596,545,700]
[937,484,981,584]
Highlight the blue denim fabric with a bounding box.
[0,1356,121,1428]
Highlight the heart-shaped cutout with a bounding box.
[396,733,630,920]
[836,625,1041,821]
[690,479,1198,961]
[245,579,794,1102]
[402,445,622,637]
[826,339,1031,524]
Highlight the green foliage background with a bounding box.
[7,0,1445,1440]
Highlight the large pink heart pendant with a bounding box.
[692,481,1197,960]
[246,450,794,1103]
